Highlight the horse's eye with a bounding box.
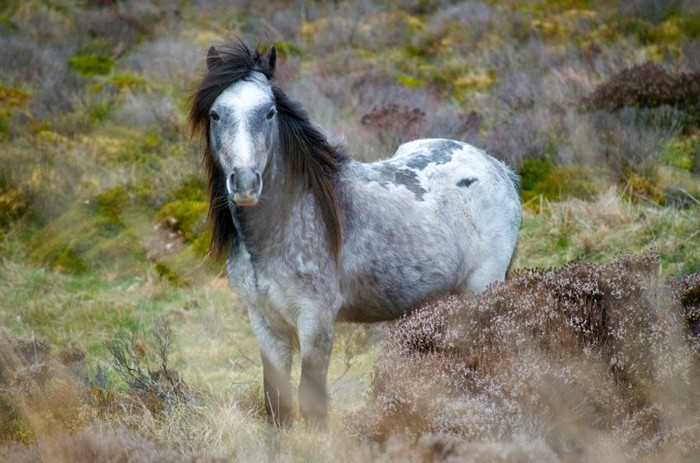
[210,110,220,122]
[266,108,276,121]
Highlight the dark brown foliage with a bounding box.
[670,272,700,352]
[582,63,700,113]
[356,253,700,459]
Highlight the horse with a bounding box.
[189,40,521,426]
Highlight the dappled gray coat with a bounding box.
[190,40,521,426]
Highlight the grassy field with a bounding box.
[1,0,699,461]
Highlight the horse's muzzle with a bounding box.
[227,170,262,206]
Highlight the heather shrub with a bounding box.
[670,272,700,352]
[0,425,198,463]
[582,63,700,115]
[0,333,91,446]
[357,253,700,460]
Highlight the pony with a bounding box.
[189,40,521,426]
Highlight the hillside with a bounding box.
[1,1,699,461]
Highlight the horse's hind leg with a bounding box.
[249,310,294,426]
[297,309,334,425]
[462,261,507,293]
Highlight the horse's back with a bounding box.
[390,138,521,291]
[338,139,520,321]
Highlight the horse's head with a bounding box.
[204,45,277,207]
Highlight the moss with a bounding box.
[95,186,129,228]
[397,74,426,89]
[156,200,207,243]
[520,159,598,205]
[167,176,206,202]
[520,158,554,192]
[660,135,698,171]
[110,73,147,91]
[0,181,27,229]
[53,245,88,275]
[679,14,700,37]
[154,261,189,287]
[68,54,114,77]
[190,229,212,258]
[0,84,31,108]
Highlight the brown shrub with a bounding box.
[670,272,700,352]
[582,63,700,113]
[356,253,700,460]
[0,424,217,463]
[106,320,193,416]
[0,333,90,446]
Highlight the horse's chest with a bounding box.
[226,243,338,328]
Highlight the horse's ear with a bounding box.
[207,46,222,71]
[268,45,277,75]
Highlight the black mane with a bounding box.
[189,39,348,261]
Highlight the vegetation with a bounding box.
[0,0,698,461]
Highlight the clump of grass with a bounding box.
[356,253,700,460]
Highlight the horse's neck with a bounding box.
[235,151,318,257]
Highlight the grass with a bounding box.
[0,0,699,461]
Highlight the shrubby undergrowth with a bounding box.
[357,253,700,461]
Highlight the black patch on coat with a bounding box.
[370,164,426,200]
[405,140,462,170]
[456,178,477,188]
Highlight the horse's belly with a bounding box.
[338,258,460,322]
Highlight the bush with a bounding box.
[356,253,700,460]
[106,320,193,416]
[0,333,90,446]
[582,63,700,114]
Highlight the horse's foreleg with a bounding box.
[298,311,334,425]
[249,310,294,427]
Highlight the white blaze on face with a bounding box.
[214,74,273,170]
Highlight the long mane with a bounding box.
[189,39,347,261]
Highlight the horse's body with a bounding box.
[190,41,520,425]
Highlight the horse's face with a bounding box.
[209,74,276,207]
